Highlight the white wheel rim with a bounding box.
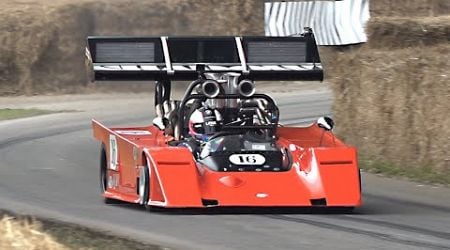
[138,167,146,205]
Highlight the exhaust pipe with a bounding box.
[237,79,255,97]
[201,80,221,98]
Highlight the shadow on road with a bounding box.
[110,200,357,215]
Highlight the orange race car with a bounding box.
[86,29,361,210]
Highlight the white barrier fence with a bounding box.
[265,0,370,45]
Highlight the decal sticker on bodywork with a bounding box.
[133,146,139,161]
[109,134,118,170]
[229,154,266,165]
[256,193,269,198]
[108,173,120,189]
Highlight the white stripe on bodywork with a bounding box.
[140,65,161,71]
[296,149,325,197]
[94,65,121,71]
[121,65,142,71]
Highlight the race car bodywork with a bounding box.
[87,30,361,209]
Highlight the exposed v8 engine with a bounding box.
[172,73,285,172]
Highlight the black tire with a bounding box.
[100,144,120,204]
[138,161,154,211]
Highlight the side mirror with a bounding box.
[317,116,334,131]
[152,117,165,130]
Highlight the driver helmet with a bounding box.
[188,109,207,141]
[189,108,222,141]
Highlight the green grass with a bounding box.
[0,108,58,120]
[360,157,450,186]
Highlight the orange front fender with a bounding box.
[144,148,203,207]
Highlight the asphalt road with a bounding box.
[0,87,449,250]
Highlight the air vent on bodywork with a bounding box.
[320,161,353,165]
[310,198,327,206]
[202,199,219,207]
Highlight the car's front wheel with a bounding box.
[138,165,149,206]
[138,159,154,211]
[100,144,119,204]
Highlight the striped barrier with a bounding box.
[265,0,370,45]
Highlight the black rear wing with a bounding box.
[85,32,323,81]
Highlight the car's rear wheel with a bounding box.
[100,144,119,204]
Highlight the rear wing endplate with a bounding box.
[86,32,323,81]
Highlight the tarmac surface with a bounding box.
[0,82,449,250]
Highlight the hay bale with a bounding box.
[327,45,450,172]
[370,0,450,17]
[89,0,262,36]
[325,0,450,176]
[367,16,450,49]
[0,1,94,95]
[0,0,264,95]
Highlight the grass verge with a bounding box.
[360,157,450,186]
[0,211,165,250]
[0,108,59,120]
[0,215,68,250]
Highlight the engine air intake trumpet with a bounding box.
[238,79,255,97]
[202,80,221,98]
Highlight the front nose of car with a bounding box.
[200,171,312,206]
